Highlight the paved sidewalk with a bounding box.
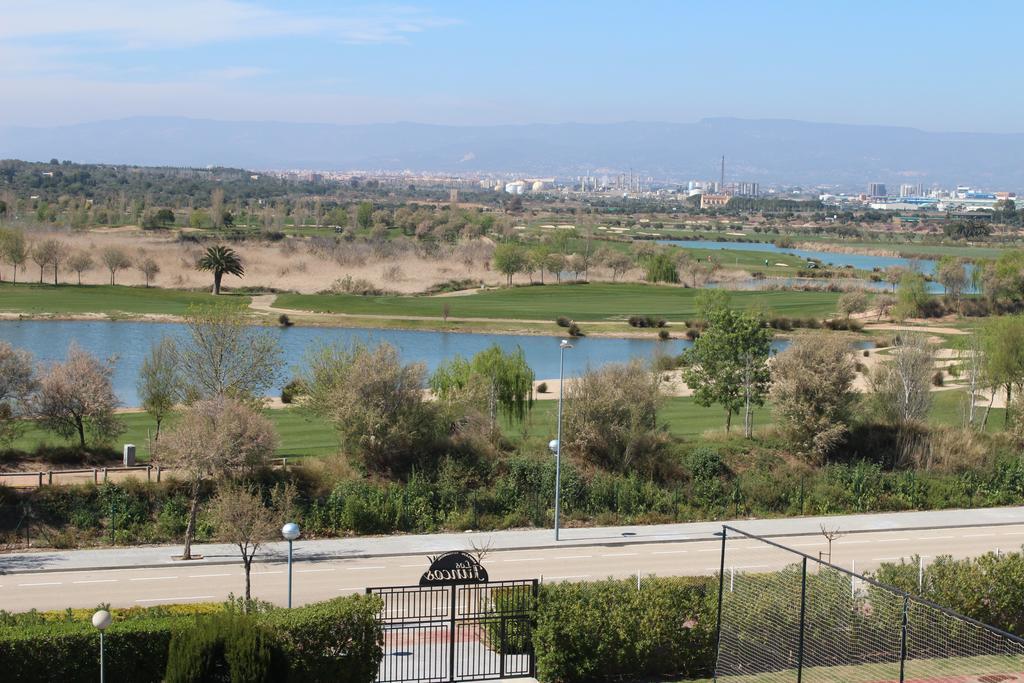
[3,505,1023,575]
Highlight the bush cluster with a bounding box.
[627,315,667,328]
[0,595,382,683]
[9,443,1024,544]
[534,577,715,683]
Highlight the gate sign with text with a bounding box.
[419,551,489,586]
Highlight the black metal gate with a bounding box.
[367,579,538,682]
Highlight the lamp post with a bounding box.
[281,522,300,608]
[550,339,573,541]
[92,609,111,683]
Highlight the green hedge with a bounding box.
[534,576,715,683]
[0,595,382,683]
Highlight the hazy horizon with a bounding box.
[2,1,1022,133]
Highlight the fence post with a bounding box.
[713,526,727,682]
[851,559,856,599]
[448,585,457,683]
[156,466,162,483]
[796,556,808,683]
[47,471,53,486]
[918,556,924,592]
[37,472,43,488]
[898,595,909,682]
[147,465,152,482]
[102,467,108,482]
[93,468,99,484]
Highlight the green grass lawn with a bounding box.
[274,283,843,323]
[0,283,236,316]
[8,408,339,462]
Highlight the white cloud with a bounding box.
[0,1,458,48]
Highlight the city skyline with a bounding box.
[1,0,1023,133]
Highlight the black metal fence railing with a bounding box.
[714,525,1024,683]
[367,579,537,683]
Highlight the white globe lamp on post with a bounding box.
[281,522,301,608]
[92,609,112,683]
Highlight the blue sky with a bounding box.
[1,0,1021,132]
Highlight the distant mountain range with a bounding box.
[2,116,1023,188]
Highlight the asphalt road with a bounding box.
[3,523,1023,612]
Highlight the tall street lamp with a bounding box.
[281,522,301,608]
[92,609,112,683]
[550,339,573,541]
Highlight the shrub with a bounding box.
[278,313,294,327]
[658,329,670,341]
[164,613,287,683]
[567,323,583,337]
[536,382,548,394]
[563,360,666,475]
[555,316,571,328]
[533,577,714,683]
[262,595,383,683]
[863,349,870,357]
[280,378,308,404]
[0,596,382,683]
[932,370,944,386]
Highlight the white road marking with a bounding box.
[963,533,996,538]
[919,536,954,540]
[297,568,336,573]
[503,558,543,563]
[697,548,718,552]
[399,563,422,568]
[837,540,872,545]
[130,576,177,581]
[187,573,231,579]
[872,557,903,562]
[546,575,590,580]
[653,550,689,555]
[875,538,910,543]
[73,579,118,584]
[135,596,214,603]
[346,566,385,571]
[553,555,592,560]
[18,581,61,587]
[602,553,638,557]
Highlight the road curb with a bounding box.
[5,518,1024,576]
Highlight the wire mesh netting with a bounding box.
[714,526,1024,682]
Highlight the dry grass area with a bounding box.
[13,228,655,294]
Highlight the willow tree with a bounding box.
[431,344,535,432]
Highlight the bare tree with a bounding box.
[175,304,283,404]
[208,481,278,605]
[870,334,934,426]
[31,239,64,284]
[0,341,37,446]
[101,247,131,285]
[155,397,278,560]
[211,187,225,229]
[35,344,123,449]
[138,257,160,287]
[137,337,182,441]
[67,251,94,285]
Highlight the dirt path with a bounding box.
[865,323,968,336]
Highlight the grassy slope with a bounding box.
[274,284,843,322]
[5,389,1004,462]
[0,283,230,316]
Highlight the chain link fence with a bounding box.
[714,525,1024,682]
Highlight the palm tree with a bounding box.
[196,245,244,295]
